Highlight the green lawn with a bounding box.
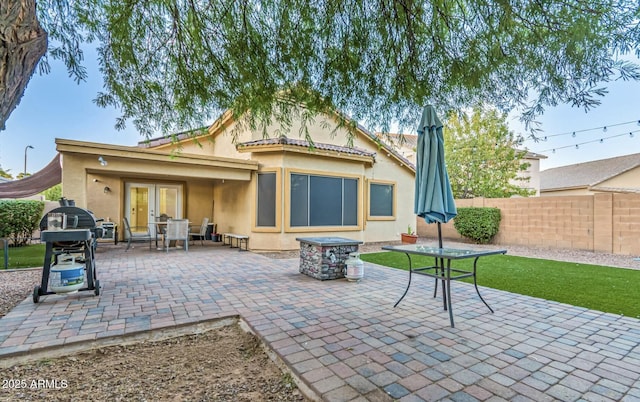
[360,252,640,318]
[1,244,45,269]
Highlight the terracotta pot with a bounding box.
[401,233,418,244]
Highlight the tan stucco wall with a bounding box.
[197,112,417,251]
[58,110,415,250]
[61,140,257,239]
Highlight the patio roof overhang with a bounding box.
[56,139,259,181]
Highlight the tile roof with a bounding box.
[237,137,376,158]
[540,152,640,191]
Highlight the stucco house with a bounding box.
[55,109,416,251]
[540,152,640,196]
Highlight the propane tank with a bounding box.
[49,254,85,293]
[345,252,364,282]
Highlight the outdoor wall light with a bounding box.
[103,186,111,193]
[98,156,108,166]
[93,178,100,182]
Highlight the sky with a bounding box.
[1,46,640,176]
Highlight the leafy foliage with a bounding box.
[444,106,535,199]
[11,0,637,142]
[0,200,45,246]
[42,184,62,201]
[453,207,501,244]
[0,166,12,179]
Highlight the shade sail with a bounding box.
[0,154,61,198]
[414,106,457,224]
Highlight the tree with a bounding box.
[42,184,62,201]
[2,1,640,140]
[443,106,534,199]
[0,166,12,179]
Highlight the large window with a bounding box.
[369,182,395,219]
[257,172,276,227]
[290,173,358,227]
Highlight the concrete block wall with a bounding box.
[417,193,640,256]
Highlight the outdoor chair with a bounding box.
[122,217,153,251]
[189,217,209,246]
[164,218,189,252]
[155,214,171,248]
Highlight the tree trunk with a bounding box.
[0,0,47,130]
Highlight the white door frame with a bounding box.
[124,182,183,237]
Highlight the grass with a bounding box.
[360,252,640,318]
[0,243,45,269]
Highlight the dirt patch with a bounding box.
[0,323,309,402]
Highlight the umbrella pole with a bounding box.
[437,221,447,311]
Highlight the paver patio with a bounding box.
[1,244,639,401]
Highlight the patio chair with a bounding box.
[155,214,171,248]
[122,217,153,251]
[189,217,209,246]
[164,218,189,252]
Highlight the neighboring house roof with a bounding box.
[519,150,547,160]
[0,154,61,198]
[540,152,640,192]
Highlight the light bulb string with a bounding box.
[526,119,640,141]
[536,129,638,153]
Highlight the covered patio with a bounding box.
[1,244,639,401]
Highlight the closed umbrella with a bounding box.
[414,105,457,248]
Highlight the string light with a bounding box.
[537,129,640,153]
[525,119,640,141]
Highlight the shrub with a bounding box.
[42,184,62,201]
[453,207,501,244]
[0,200,45,246]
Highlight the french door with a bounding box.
[124,183,183,237]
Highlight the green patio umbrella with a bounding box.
[414,105,457,247]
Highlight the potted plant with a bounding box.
[401,224,418,244]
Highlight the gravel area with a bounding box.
[0,268,40,318]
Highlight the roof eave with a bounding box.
[237,144,376,165]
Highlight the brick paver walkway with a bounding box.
[1,244,639,401]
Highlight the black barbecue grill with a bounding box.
[34,206,102,303]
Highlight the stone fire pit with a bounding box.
[296,237,363,280]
